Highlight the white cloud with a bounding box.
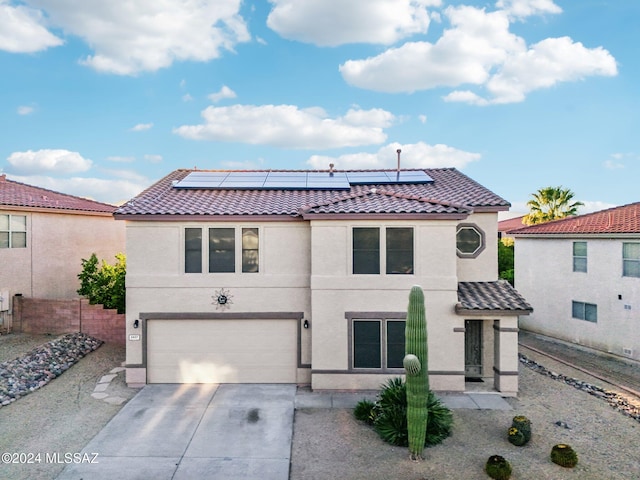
[418,114,427,123]
[496,0,562,19]
[340,5,617,104]
[17,105,35,115]
[6,149,92,175]
[174,104,394,149]
[603,160,624,169]
[144,154,163,163]
[6,173,147,205]
[130,123,153,132]
[208,85,237,103]
[306,142,480,169]
[18,0,250,75]
[580,200,617,214]
[107,156,135,163]
[0,1,63,53]
[182,93,194,102]
[267,0,439,47]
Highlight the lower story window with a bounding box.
[572,301,597,323]
[351,317,406,370]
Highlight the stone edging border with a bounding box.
[519,353,640,423]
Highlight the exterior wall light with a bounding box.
[133,319,139,329]
[303,319,309,329]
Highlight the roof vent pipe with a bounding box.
[329,163,335,176]
[396,149,402,173]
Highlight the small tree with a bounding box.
[77,253,126,313]
[498,240,514,285]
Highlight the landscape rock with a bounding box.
[0,332,103,408]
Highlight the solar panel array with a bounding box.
[174,170,433,190]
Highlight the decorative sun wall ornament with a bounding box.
[212,288,233,311]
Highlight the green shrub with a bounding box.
[354,399,376,425]
[77,253,126,314]
[485,455,512,480]
[507,427,527,446]
[354,378,453,448]
[511,415,531,443]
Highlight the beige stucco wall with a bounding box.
[308,219,465,390]
[124,221,313,373]
[125,212,505,391]
[515,236,640,361]
[456,212,499,282]
[0,209,125,307]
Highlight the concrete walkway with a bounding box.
[58,384,511,480]
[57,384,296,480]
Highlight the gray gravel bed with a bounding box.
[0,333,103,407]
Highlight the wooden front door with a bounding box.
[464,320,483,379]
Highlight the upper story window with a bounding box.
[0,214,27,248]
[456,224,485,258]
[352,227,413,275]
[184,227,259,274]
[623,242,640,278]
[573,241,587,273]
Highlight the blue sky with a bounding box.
[1,0,637,215]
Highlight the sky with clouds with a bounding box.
[0,0,637,213]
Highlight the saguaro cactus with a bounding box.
[403,285,429,459]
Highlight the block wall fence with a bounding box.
[12,296,125,345]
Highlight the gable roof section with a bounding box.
[115,168,509,220]
[0,175,116,215]
[457,281,533,315]
[299,188,472,218]
[508,202,640,236]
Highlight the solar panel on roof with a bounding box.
[173,170,433,190]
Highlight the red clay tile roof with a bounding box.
[0,175,116,214]
[115,168,509,219]
[508,202,640,235]
[498,215,526,233]
[457,281,533,314]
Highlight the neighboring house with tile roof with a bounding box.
[115,168,532,395]
[0,174,125,328]
[498,215,526,241]
[509,202,640,362]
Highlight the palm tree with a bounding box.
[522,186,584,225]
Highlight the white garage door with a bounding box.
[147,319,297,383]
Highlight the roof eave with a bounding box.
[1,205,115,216]
[299,212,470,221]
[455,307,533,316]
[511,232,640,239]
[114,213,303,222]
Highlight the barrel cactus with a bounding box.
[551,444,578,468]
[507,427,527,446]
[485,455,512,480]
[404,285,429,460]
[511,415,531,443]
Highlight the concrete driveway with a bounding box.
[57,384,296,480]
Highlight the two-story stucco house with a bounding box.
[510,202,640,362]
[0,174,125,329]
[115,168,532,395]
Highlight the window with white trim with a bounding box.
[456,224,485,258]
[572,301,597,323]
[623,242,640,278]
[573,241,587,273]
[0,214,27,248]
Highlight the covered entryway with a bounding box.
[146,318,298,384]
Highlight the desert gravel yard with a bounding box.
[291,352,640,480]
[0,333,138,480]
